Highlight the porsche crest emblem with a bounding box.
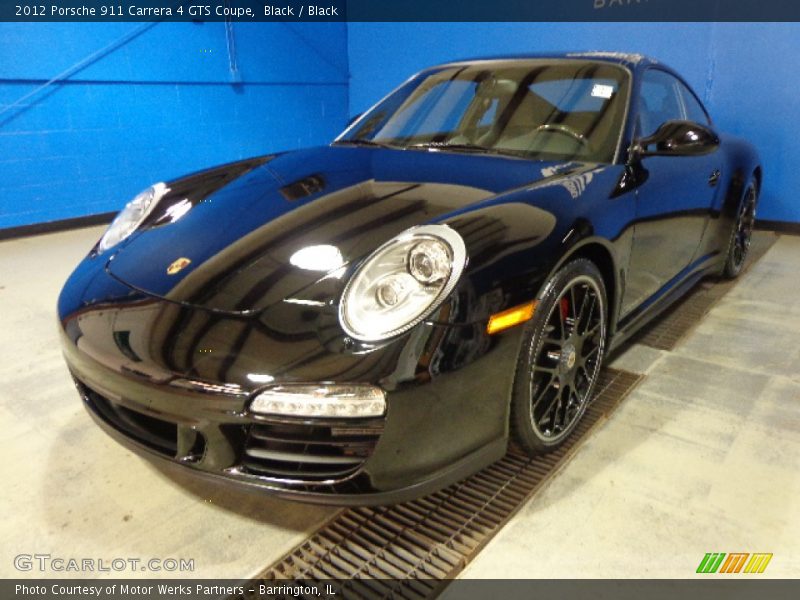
[166,257,192,275]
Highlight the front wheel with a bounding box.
[510,259,608,455]
[722,182,758,279]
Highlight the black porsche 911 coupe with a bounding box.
[59,53,760,504]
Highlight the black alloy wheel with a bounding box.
[723,182,758,279]
[511,259,608,455]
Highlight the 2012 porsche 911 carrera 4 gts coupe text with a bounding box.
[59,53,761,504]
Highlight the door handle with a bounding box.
[708,169,721,187]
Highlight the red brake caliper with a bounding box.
[560,297,569,322]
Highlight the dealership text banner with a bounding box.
[4,580,800,600]
[6,0,800,22]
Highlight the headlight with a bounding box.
[339,224,467,342]
[97,182,169,253]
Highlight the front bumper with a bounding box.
[76,377,506,505]
[59,264,522,503]
[64,334,513,504]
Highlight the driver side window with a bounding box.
[639,69,684,137]
[677,80,711,126]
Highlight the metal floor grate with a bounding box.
[234,369,642,599]
[633,232,778,351]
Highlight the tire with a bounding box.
[511,259,608,456]
[721,181,758,279]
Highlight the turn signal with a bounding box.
[486,301,537,335]
[250,384,386,419]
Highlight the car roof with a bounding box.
[433,52,660,72]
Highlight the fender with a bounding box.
[541,232,624,336]
[708,134,762,260]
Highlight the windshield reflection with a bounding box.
[339,60,630,163]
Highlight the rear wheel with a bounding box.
[722,182,758,279]
[510,259,608,455]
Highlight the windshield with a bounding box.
[338,60,630,163]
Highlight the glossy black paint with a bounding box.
[637,120,720,157]
[58,54,761,504]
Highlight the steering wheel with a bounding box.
[532,124,591,148]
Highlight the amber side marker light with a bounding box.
[486,301,537,335]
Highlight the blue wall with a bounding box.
[0,22,349,229]
[348,23,798,223]
[2,22,798,228]
[707,23,798,224]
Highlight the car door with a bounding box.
[623,68,722,313]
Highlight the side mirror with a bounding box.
[634,120,719,158]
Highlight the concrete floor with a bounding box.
[1,227,798,580]
[459,235,800,579]
[0,227,339,579]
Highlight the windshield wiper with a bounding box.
[336,139,528,158]
[409,141,529,158]
[407,142,488,153]
[332,139,398,149]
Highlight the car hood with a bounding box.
[106,145,578,314]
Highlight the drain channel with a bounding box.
[236,369,641,599]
